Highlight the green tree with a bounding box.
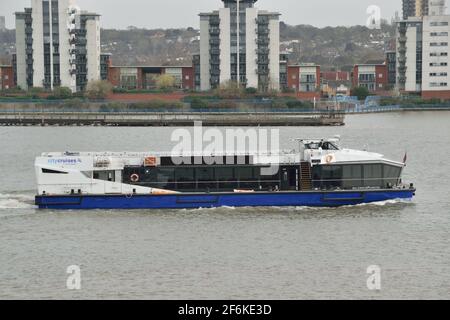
[214,80,244,99]
[52,87,73,99]
[351,86,370,100]
[85,80,113,100]
[156,74,176,90]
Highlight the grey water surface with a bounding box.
[0,112,449,299]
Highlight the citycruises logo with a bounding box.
[48,158,82,165]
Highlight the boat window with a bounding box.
[342,165,362,188]
[237,167,255,189]
[304,143,321,150]
[93,170,116,182]
[175,168,195,190]
[383,165,402,187]
[156,168,176,190]
[42,168,68,174]
[363,164,383,188]
[215,167,236,190]
[312,163,401,190]
[312,165,342,189]
[321,142,339,150]
[196,167,216,190]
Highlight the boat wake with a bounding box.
[0,193,36,209]
[178,198,413,214]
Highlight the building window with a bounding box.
[430,42,448,47]
[430,62,448,67]
[430,82,448,87]
[430,22,449,27]
[430,52,448,57]
[430,72,448,77]
[430,32,449,36]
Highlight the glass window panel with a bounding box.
[175,167,195,190]
[342,165,362,189]
[196,167,216,190]
[383,165,401,187]
[216,167,236,190]
[156,168,175,190]
[363,164,383,187]
[237,167,255,189]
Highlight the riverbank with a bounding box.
[0,111,344,127]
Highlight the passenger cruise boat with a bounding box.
[34,137,415,209]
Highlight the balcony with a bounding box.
[257,48,270,55]
[257,28,269,35]
[209,39,220,45]
[256,68,269,75]
[209,28,220,35]
[210,48,220,55]
[257,17,270,24]
[209,18,220,26]
[398,36,407,43]
[75,29,87,36]
[257,38,270,46]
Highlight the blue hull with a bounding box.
[35,189,415,210]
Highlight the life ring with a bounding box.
[325,154,334,164]
[130,173,140,183]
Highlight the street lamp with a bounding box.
[237,0,240,86]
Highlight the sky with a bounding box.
[1,0,405,30]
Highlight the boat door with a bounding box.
[281,166,299,191]
[104,170,122,194]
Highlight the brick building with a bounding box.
[0,65,15,90]
[352,62,388,93]
[108,66,194,90]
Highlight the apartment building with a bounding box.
[198,0,281,92]
[287,64,320,92]
[15,0,101,92]
[353,62,388,92]
[403,0,430,19]
[396,0,450,97]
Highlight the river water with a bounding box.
[0,112,449,299]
